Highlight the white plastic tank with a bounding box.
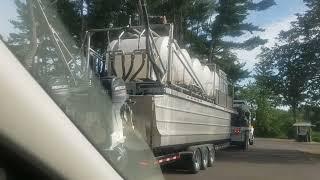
[108,37,170,81]
[109,36,193,85]
[108,36,218,98]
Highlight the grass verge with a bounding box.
[313,131,320,142]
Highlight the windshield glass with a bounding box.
[0,1,163,180]
[2,0,320,180]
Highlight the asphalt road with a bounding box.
[163,138,320,180]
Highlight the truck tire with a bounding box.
[242,132,249,150]
[249,138,254,145]
[189,148,201,174]
[200,147,208,170]
[207,147,215,167]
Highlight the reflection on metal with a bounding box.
[25,0,38,70]
[156,120,230,127]
[155,105,231,121]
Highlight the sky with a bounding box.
[0,0,18,39]
[0,0,307,72]
[235,0,307,73]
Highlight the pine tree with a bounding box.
[7,0,80,84]
[147,0,275,83]
[206,0,275,83]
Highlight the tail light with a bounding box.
[233,127,241,135]
[156,154,180,165]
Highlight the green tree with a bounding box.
[147,0,275,83]
[84,0,136,50]
[238,82,294,138]
[238,82,273,137]
[257,0,320,121]
[206,0,275,83]
[237,58,289,137]
[7,0,81,84]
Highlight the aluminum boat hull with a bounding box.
[130,88,235,148]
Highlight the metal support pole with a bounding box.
[167,24,174,83]
[86,32,92,80]
[213,64,216,99]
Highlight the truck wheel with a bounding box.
[242,133,249,150]
[200,148,208,170]
[207,148,215,167]
[249,139,254,145]
[189,149,201,174]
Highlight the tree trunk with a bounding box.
[292,102,297,122]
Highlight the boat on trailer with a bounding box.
[29,0,249,173]
[85,23,236,154]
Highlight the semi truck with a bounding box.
[231,100,255,149]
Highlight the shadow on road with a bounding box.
[162,146,320,175]
[161,168,191,175]
[217,146,320,164]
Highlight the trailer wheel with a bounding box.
[200,148,208,170]
[207,148,215,167]
[189,149,201,174]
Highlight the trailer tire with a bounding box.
[207,147,215,167]
[189,148,201,174]
[200,148,208,170]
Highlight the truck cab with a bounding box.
[231,100,255,149]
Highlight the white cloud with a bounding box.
[234,15,297,72]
